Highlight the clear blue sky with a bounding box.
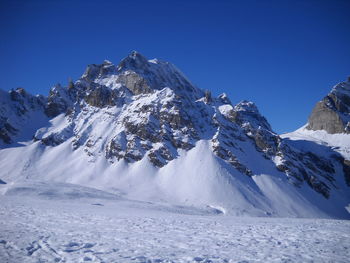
[1,0,349,133]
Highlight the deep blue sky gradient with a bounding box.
[1,0,349,133]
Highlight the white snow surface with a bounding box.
[282,125,350,160]
[1,137,349,219]
[1,181,349,263]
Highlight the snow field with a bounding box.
[0,182,349,263]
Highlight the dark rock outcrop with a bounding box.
[306,80,350,134]
[85,85,116,108]
[45,84,69,117]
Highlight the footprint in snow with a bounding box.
[91,203,104,206]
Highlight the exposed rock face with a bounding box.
[85,85,116,108]
[231,101,278,156]
[275,141,336,199]
[0,88,46,145]
[0,118,17,144]
[117,51,149,72]
[306,80,350,134]
[45,84,70,117]
[343,159,350,186]
[117,71,152,95]
[0,51,349,201]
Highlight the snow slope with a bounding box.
[282,125,350,160]
[0,181,349,263]
[1,137,349,218]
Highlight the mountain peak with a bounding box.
[118,51,149,71]
[233,100,272,132]
[129,50,146,60]
[307,78,350,134]
[103,59,113,65]
[234,100,258,113]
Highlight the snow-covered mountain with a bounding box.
[282,78,350,196]
[0,51,349,218]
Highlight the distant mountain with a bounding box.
[306,78,350,134]
[0,51,349,218]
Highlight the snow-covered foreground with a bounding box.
[0,182,349,263]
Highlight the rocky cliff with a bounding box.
[306,78,350,134]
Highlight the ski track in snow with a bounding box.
[0,195,349,263]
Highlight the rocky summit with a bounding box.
[0,52,349,218]
[306,78,350,134]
